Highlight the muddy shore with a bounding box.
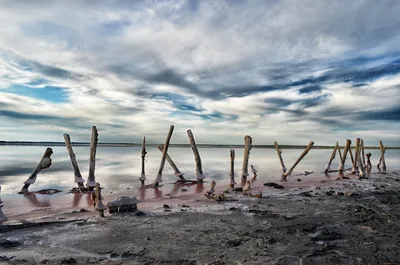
[1,171,400,265]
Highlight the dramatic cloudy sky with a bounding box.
[0,0,399,146]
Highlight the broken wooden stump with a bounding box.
[283,141,314,179]
[187,129,204,183]
[63,134,85,190]
[325,143,338,173]
[229,149,236,188]
[106,196,139,214]
[139,137,147,186]
[274,141,287,175]
[94,182,106,217]
[157,145,186,182]
[204,181,225,202]
[243,180,251,196]
[338,139,351,174]
[0,186,7,224]
[154,125,174,187]
[20,148,53,194]
[87,126,98,191]
[366,153,372,173]
[251,165,257,180]
[241,135,252,183]
[379,141,387,172]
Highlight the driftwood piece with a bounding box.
[157,145,186,182]
[325,144,338,173]
[155,125,175,186]
[379,141,387,172]
[284,141,314,178]
[241,135,252,183]
[229,149,236,188]
[139,137,147,185]
[94,182,106,217]
[63,134,85,190]
[274,141,287,175]
[0,186,7,224]
[87,126,98,191]
[187,129,204,183]
[338,139,351,173]
[336,142,343,162]
[20,148,53,194]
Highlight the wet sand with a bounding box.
[1,170,400,264]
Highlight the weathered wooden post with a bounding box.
[274,141,287,175]
[94,182,106,217]
[187,129,205,183]
[20,148,53,194]
[357,145,365,178]
[241,135,252,183]
[284,141,314,178]
[366,153,372,173]
[139,137,147,186]
[229,149,236,188]
[325,144,338,173]
[87,126,98,191]
[351,138,360,174]
[157,145,186,182]
[336,142,343,162]
[360,139,366,168]
[0,186,8,224]
[251,165,257,180]
[338,139,351,174]
[349,148,355,173]
[63,134,85,190]
[154,125,174,187]
[379,141,387,172]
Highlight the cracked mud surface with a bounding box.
[1,173,400,265]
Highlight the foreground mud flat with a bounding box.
[1,171,400,265]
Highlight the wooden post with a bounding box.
[379,141,386,172]
[336,142,343,162]
[284,141,314,178]
[251,165,257,180]
[0,186,8,224]
[87,126,98,191]
[338,139,351,173]
[241,135,252,183]
[325,144,338,173]
[157,144,186,182]
[154,125,174,186]
[361,139,366,167]
[349,147,355,173]
[20,148,53,194]
[139,137,147,186]
[229,149,236,188]
[274,141,287,175]
[63,134,85,190]
[351,138,360,174]
[366,153,372,173]
[243,180,251,196]
[187,129,204,183]
[94,182,106,217]
[357,145,366,178]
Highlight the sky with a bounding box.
[0,0,399,146]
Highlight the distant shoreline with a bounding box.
[0,141,398,149]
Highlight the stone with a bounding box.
[263,182,284,189]
[106,196,139,214]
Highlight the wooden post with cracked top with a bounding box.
[157,144,186,182]
[155,125,174,186]
[241,135,252,183]
[87,126,98,191]
[187,129,204,183]
[63,134,85,190]
[284,141,314,178]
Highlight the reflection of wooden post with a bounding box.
[155,125,174,186]
[95,182,106,217]
[87,126,98,191]
[0,186,8,224]
[139,137,147,186]
[157,145,186,182]
[229,149,236,188]
[284,141,314,178]
[379,141,386,172]
[241,136,252,183]
[63,134,85,190]
[336,142,343,162]
[274,141,286,175]
[360,139,366,167]
[187,129,204,183]
[20,148,53,194]
[338,139,351,173]
[325,144,337,173]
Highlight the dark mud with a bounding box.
[1,173,400,265]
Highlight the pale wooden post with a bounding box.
[379,141,387,172]
[349,147,355,173]
[87,126,98,191]
[187,129,204,183]
[155,125,175,186]
[241,135,252,183]
[336,142,343,162]
[63,134,85,190]
[357,145,366,178]
[274,141,287,175]
[338,139,351,173]
[351,138,360,174]
[229,149,236,188]
[325,143,338,173]
[284,141,314,178]
[20,148,53,194]
[157,144,186,182]
[139,137,147,186]
[94,182,106,217]
[0,186,8,224]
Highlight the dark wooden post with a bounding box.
[20,148,53,194]
[229,149,236,188]
[155,125,174,186]
[366,153,372,173]
[251,165,257,180]
[94,182,106,217]
[187,129,204,183]
[87,126,98,191]
[361,139,366,168]
[274,141,287,175]
[241,135,252,183]
[379,141,387,172]
[139,137,147,186]
[63,134,85,190]
[338,139,351,174]
[0,186,7,224]
[325,143,338,173]
[157,145,186,182]
[284,141,314,178]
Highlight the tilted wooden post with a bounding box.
[338,139,351,174]
[0,186,8,224]
[139,137,147,186]
[336,142,343,162]
[325,143,338,173]
[20,148,53,194]
[349,147,355,173]
[361,139,366,167]
[241,135,252,183]
[274,141,287,175]
[379,141,387,172]
[229,149,236,188]
[157,144,186,182]
[155,125,175,186]
[63,134,85,190]
[251,165,257,180]
[284,141,314,178]
[87,126,98,191]
[187,129,204,183]
[94,182,106,217]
